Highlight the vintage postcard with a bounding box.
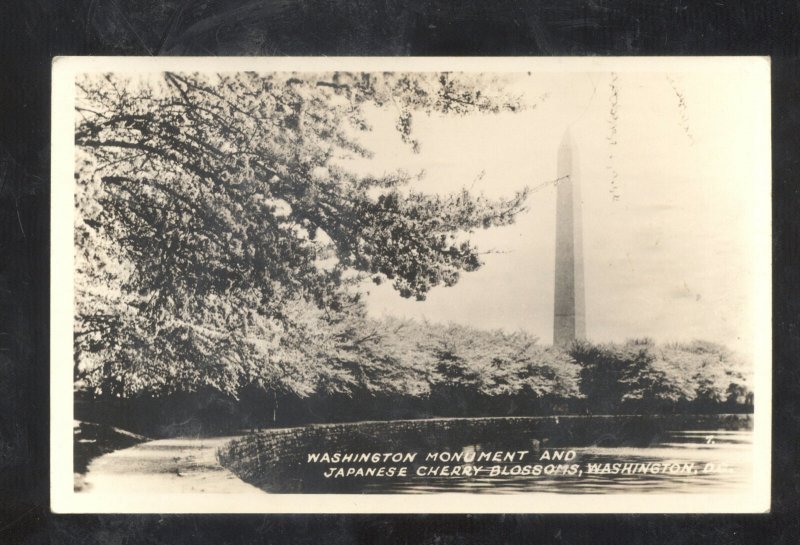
[51,57,771,513]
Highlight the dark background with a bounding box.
[1,0,798,542]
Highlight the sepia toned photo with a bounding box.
[51,57,771,513]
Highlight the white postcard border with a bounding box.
[51,56,772,514]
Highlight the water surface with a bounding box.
[225,415,754,494]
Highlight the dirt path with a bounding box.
[79,436,264,494]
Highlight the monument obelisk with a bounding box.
[553,129,586,348]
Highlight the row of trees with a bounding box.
[77,313,753,426]
[235,331,753,428]
[570,338,752,414]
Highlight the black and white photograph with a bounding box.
[50,57,770,513]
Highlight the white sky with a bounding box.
[348,68,769,355]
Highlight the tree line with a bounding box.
[76,316,753,432]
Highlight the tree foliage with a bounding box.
[570,338,752,413]
[73,71,529,398]
[343,318,583,402]
[418,322,581,399]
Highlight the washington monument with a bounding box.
[553,130,586,348]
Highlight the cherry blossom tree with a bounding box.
[73,71,530,401]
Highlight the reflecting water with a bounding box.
[232,415,754,494]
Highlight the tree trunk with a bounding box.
[272,389,278,425]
